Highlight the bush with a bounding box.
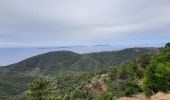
[143,43,170,96]
[165,43,170,48]
[25,78,52,100]
[138,54,151,69]
[124,83,141,97]
[97,92,115,100]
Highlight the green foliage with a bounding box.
[106,60,145,98]
[26,78,52,100]
[124,81,141,97]
[97,92,115,100]
[118,64,135,80]
[143,43,170,96]
[0,75,35,100]
[0,47,159,99]
[53,72,94,99]
[137,54,151,69]
[165,42,170,48]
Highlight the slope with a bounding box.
[0,47,160,99]
[0,47,159,77]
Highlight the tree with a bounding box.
[118,65,134,80]
[26,78,52,100]
[138,54,151,69]
[165,42,170,48]
[124,81,141,97]
[143,43,170,96]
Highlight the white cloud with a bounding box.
[0,0,170,47]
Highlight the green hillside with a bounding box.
[48,54,153,99]
[0,47,160,99]
[0,47,159,77]
[0,76,36,100]
[44,44,168,100]
[0,51,81,76]
[22,44,170,100]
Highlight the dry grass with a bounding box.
[150,92,170,100]
[118,92,170,100]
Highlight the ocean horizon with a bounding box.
[0,44,162,66]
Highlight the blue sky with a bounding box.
[0,0,170,47]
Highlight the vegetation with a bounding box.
[143,43,170,96]
[26,78,52,100]
[0,47,165,100]
[24,53,153,100]
[0,76,36,100]
[20,46,169,99]
[24,55,150,100]
[97,92,115,100]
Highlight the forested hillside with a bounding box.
[0,47,161,99]
[24,43,170,100]
[0,48,158,77]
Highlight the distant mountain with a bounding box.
[0,47,159,77]
[37,45,86,49]
[93,45,112,46]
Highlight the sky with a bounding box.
[0,0,170,47]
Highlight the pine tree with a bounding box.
[26,78,52,100]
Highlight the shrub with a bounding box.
[124,82,141,97]
[98,92,115,100]
[143,43,170,96]
[25,78,52,100]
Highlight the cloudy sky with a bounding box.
[0,0,170,47]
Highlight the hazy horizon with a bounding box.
[0,0,170,65]
[0,44,163,66]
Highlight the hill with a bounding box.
[0,47,159,77]
[43,45,169,100]
[0,75,36,100]
[0,47,160,99]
